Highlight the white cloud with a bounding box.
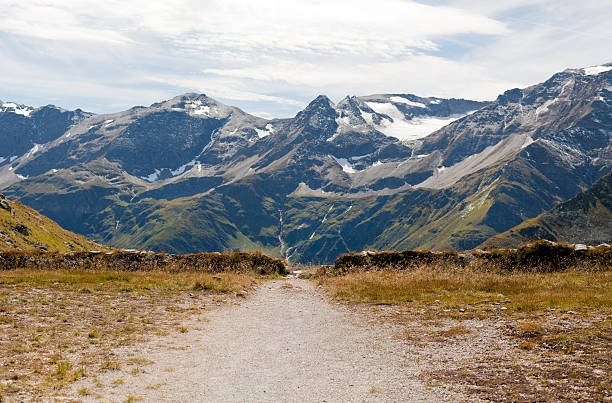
[202,56,520,101]
[0,1,609,117]
[146,74,305,106]
[0,0,508,55]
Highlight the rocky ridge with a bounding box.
[1,64,610,262]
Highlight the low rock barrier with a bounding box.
[0,250,286,275]
[324,241,612,275]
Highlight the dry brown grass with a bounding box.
[0,269,256,400]
[319,269,612,313]
[319,269,612,401]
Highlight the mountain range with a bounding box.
[1,64,610,263]
[484,171,612,248]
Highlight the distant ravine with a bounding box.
[1,64,611,263]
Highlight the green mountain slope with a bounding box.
[2,65,611,263]
[482,171,612,248]
[0,193,108,252]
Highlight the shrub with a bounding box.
[326,241,611,275]
[0,250,286,274]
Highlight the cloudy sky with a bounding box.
[0,0,610,118]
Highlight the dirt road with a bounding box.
[73,278,465,402]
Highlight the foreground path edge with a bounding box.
[74,278,464,402]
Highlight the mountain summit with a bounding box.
[1,64,610,262]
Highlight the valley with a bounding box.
[2,64,610,263]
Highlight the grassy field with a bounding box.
[318,268,612,401]
[319,269,612,312]
[0,269,256,401]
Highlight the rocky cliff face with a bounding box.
[1,64,610,262]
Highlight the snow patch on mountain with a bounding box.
[583,65,612,76]
[255,124,275,138]
[142,169,162,182]
[365,101,468,141]
[181,99,223,117]
[332,156,356,174]
[351,153,372,161]
[389,96,426,108]
[331,153,380,173]
[26,144,42,158]
[321,206,333,223]
[359,110,376,125]
[1,102,33,117]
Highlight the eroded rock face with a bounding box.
[0,194,10,212]
[0,65,610,262]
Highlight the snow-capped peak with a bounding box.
[582,64,612,76]
[1,101,34,117]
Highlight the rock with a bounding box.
[459,253,474,262]
[12,224,29,236]
[574,244,587,251]
[0,199,11,212]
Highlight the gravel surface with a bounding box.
[72,278,467,402]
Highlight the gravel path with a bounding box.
[75,278,465,402]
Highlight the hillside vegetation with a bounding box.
[0,250,286,275]
[321,241,611,275]
[0,193,106,252]
[483,171,612,249]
